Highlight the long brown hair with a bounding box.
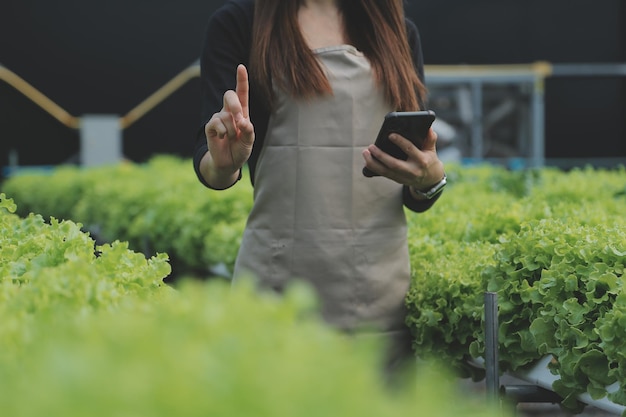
[250,0,427,111]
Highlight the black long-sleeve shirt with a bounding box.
[193,0,439,212]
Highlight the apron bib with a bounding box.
[234,45,411,332]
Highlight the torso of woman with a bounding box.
[233,40,411,333]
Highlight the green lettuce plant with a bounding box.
[0,194,506,417]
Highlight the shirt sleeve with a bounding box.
[402,18,445,213]
[192,0,253,188]
[402,186,443,213]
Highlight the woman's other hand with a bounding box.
[362,127,445,196]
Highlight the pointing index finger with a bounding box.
[236,64,250,119]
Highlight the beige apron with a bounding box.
[233,45,411,334]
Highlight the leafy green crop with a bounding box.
[483,220,626,409]
[3,157,626,413]
[0,192,172,359]
[0,278,505,417]
[1,156,253,277]
[406,164,626,413]
[406,239,494,379]
[0,194,506,417]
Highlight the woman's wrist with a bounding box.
[409,173,447,200]
[200,152,242,190]
[210,165,242,190]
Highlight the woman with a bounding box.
[193,0,446,373]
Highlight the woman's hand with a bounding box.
[201,64,255,189]
[362,127,445,197]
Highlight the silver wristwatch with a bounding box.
[411,174,447,199]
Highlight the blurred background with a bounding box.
[1,0,625,177]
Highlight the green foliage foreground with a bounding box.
[0,194,502,417]
[2,157,626,413]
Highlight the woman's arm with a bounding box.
[402,18,446,212]
[193,0,255,189]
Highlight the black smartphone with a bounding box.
[363,110,436,177]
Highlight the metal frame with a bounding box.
[425,62,626,168]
